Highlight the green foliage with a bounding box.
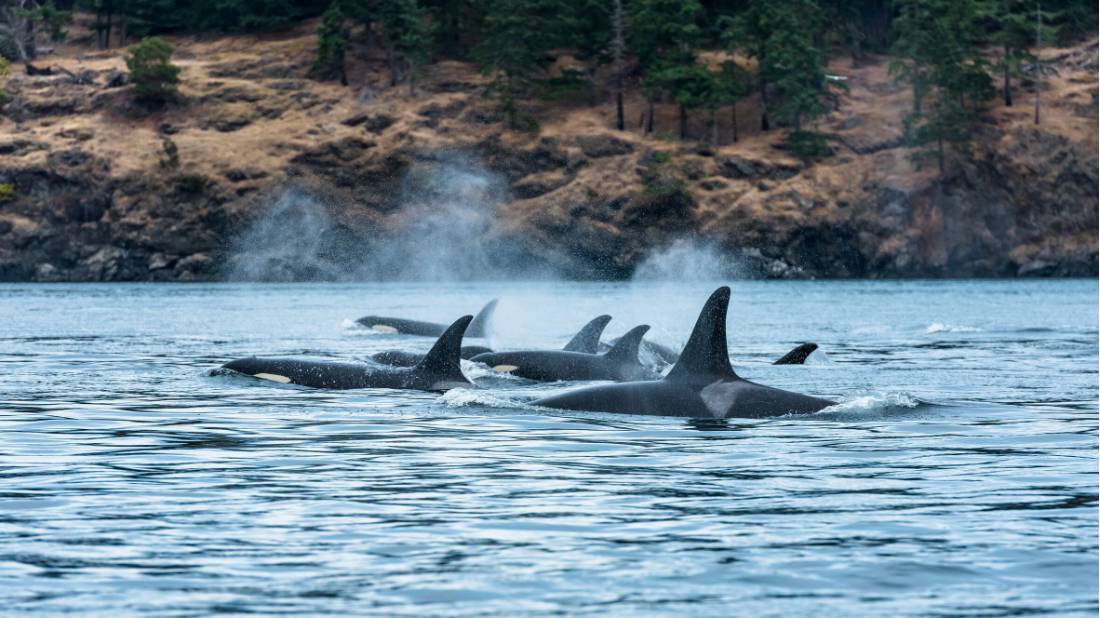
[159,136,180,170]
[0,56,9,104]
[379,0,433,87]
[474,0,570,128]
[125,36,181,104]
[0,182,14,203]
[639,150,685,197]
[733,0,832,131]
[786,130,829,159]
[311,1,348,83]
[25,1,71,43]
[892,0,995,172]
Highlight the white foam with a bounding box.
[817,392,919,415]
[441,388,521,409]
[926,322,982,334]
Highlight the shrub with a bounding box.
[126,37,181,104]
[0,183,16,203]
[0,57,9,105]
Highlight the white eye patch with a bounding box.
[371,325,398,333]
[493,365,519,373]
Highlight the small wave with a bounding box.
[817,392,920,415]
[441,388,523,409]
[926,322,982,334]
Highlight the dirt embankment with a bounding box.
[0,21,1096,281]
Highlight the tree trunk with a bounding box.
[646,99,654,134]
[937,134,945,174]
[709,109,718,145]
[731,102,738,143]
[611,0,625,131]
[679,104,687,140]
[1033,0,1041,125]
[104,0,113,50]
[1003,44,1013,106]
[759,76,770,131]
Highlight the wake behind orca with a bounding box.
[222,316,473,391]
[534,288,834,418]
[356,299,497,337]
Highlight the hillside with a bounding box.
[0,20,1096,281]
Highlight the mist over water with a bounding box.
[226,156,557,282]
[631,238,748,281]
[225,190,341,282]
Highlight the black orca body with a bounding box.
[223,316,473,391]
[472,324,654,382]
[773,343,819,365]
[534,288,834,418]
[356,300,496,337]
[367,314,610,368]
[369,346,492,368]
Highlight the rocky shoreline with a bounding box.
[0,29,1096,282]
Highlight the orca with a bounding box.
[222,316,473,391]
[356,299,496,337]
[533,288,835,418]
[367,315,610,368]
[773,343,819,365]
[471,324,654,382]
[369,346,492,368]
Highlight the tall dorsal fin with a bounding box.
[466,300,497,338]
[416,315,473,383]
[773,343,818,365]
[664,287,738,383]
[603,324,650,363]
[563,315,612,353]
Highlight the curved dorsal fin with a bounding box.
[416,315,473,383]
[773,343,818,365]
[603,324,650,363]
[563,315,612,353]
[664,287,738,384]
[466,299,497,338]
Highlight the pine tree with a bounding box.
[311,0,348,85]
[610,0,626,131]
[892,0,994,173]
[474,0,567,129]
[631,0,702,135]
[126,35,181,104]
[379,0,432,91]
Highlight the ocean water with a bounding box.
[0,279,1096,616]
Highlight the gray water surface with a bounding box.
[0,280,1096,616]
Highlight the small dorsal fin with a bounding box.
[466,300,497,338]
[664,287,737,384]
[563,315,612,353]
[603,324,650,363]
[773,343,818,365]
[416,315,473,383]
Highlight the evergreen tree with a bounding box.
[125,35,181,104]
[474,0,567,129]
[379,0,432,90]
[991,0,1050,107]
[311,0,348,84]
[892,0,994,172]
[631,0,702,135]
